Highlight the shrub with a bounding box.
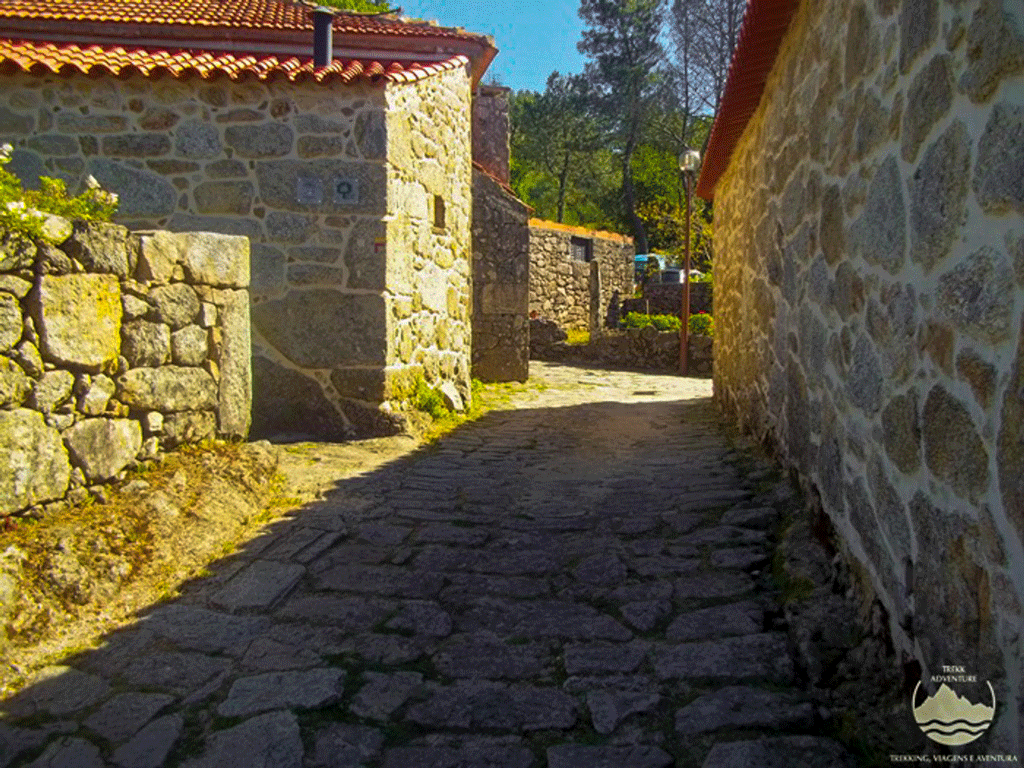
[623,312,681,332]
[0,144,117,242]
[688,311,714,337]
[566,328,590,345]
[413,377,451,419]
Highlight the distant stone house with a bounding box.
[528,219,635,333]
[699,0,1023,752]
[0,0,522,438]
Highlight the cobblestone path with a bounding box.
[0,363,857,767]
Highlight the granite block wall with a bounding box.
[0,67,474,439]
[472,168,530,383]
[0,220,250,518]
[528,220,634,332]
[712,0,1024,751]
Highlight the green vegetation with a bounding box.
[316,0,391,12]
[623,312,682,331]
[565,328,591,345]
[687,311,714,337]
[0,144,117,242]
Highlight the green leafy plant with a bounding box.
[623,312,682,331]
[0,144,117,242]
[565,328,590,345]
[413,377,451,419]
[688,311,714,337]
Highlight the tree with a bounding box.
[511,73,602,223]
[577,0,668,255]
[317,0,392,12]
[670,0,746,122]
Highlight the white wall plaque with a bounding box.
[296,177,323,205]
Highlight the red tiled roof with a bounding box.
[0,0,487,41]
[529,218,633,244]
[0,38,469,84]
[695,0,801,200]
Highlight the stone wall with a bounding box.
[529,220,634,332]
[621,281,713,318]
[529,319,712,375]
[0,219,250,518]
[712,0,1023,751]
[472,86,511,184]
[0,66,473,439]
[472,168,530,383]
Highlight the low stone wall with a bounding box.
[712,0,1024,750]
[0,219,250,518]
[621,281,713,318]
[529,220,634,332]
[529,319,712,375]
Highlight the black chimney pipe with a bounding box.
[313,6,334,68]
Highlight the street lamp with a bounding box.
[678,149,701,375]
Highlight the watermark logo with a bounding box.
[912,667,995,747]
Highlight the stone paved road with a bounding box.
[0,363,857,767]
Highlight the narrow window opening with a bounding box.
[570,236,593,262]
[433,195,446,229]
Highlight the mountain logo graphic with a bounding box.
[912,681,996,746]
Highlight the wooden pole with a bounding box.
[679,172,692,375]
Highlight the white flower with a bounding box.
[0,143,12,162]
[5,200,25,211]
[85,175,100,190]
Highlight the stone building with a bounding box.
[0,0,506,438]
[528,220,635,333]
[698,0,1023,752]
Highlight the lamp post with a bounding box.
[678,149,701,375]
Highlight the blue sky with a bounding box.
[399,0,586,93]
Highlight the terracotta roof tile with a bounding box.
[0,0,488,41]
[0,38,469,84]
[529,218,633,245]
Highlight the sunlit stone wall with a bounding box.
[712,0,1023,752]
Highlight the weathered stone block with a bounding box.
[255,159,385,215]
[265,212,316,244]
[61,221,136,278]
[78,374,115,416]
[163,410,216,446]
[923,385,989,501]
[845,2,872,85]
[29,369,74,413]
[250,244,286,298]
[882,391,921,474]
[346,217,386,290]
[178,232,249,288]
[973,102,1024,215]
[171,325,208,366]
[122,320,171,367]
[32,273,121,370]
[899,0,938,72]
[174,119,222,159]
[150,283,200,329]
[116,367,217,412]
[960,0,1024,102]
[0,408,70,515]
[251,356,349,440]
[901,55,953,162]
[194,181,255,215]
[101,133,171,158]
[0,292,21,352]
[0,357,31,408]
[206,159,247,179]
[88,159,176,218]
[225,123,294,158]
[998,315,1024,541]
[63,418,142,481]
[909,121,970,272]
[0,233,35,272]
[853,156,905,274]
[354,110,386,159]
[212,289,250,438]
[253,290,385,368]
[297,135,346,158]
[936,245,1014,342]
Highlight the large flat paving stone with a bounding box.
[217,668,345,717]
[459,598,632,641]
[24,737,104,768]
[665,600,763,641]
[674,572,755,601]
[382,740,535,768]
[210,559,305,610]
[350,671,423,720]
[547,744,674,768]
[140,605,269,653]
[117,652,231,696]
[675,686,814,734]
[652,633,795,684]
[586,689,661,734]
[701,735,856,768]
[309,724,383,768]
[404,681,577,731]
[83,692,175,743]
[432,633,552,679]
[0,666,109,719]
[314,564,445,598]
[110,713,182,768]
[181,711,303,768]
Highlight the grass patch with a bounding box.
[565,328,590,345]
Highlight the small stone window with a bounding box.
[433,195,446,229]
[570,236,593,262]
